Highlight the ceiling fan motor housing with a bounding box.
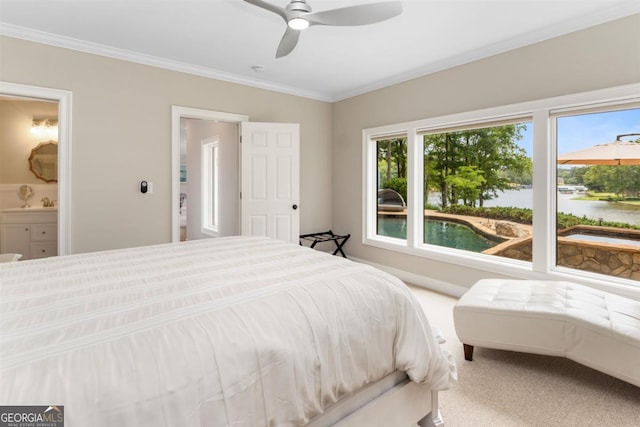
[286,0,312,13]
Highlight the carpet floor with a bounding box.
[409,285,640,427]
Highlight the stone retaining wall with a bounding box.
[557,239,640,280]
[483,237,532,261]
[557,226,640,280]
[489,226,640,280]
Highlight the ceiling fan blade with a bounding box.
[276,27,301,58]
[243,0,289,22]
[307,1,402,26]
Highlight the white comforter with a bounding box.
[0,236,456,426]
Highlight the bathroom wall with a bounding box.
[0,98,58,210]
[184,119,239,240]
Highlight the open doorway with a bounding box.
[172,107,301,244]
[0,82,71,257]
[179,117,240,241]
[171,107,248,242]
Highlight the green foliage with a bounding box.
[423,123,531,208]
[377,138,407,181]
[556,212,640,230]
[440,205,533,224]
[445,166,486,206]
[377,124,534,209]
[558,166,588,185]
[438,205,640,230]
[381,177,407,202]
[581,165,640,197]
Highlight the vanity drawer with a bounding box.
[1,208,57,260]
[31,224,58,241]
[30,242,58,259]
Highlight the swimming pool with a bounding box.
[377,216,498,252]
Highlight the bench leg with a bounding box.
[463,344,474,361]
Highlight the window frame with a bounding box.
[201,138,220,237]
[362,83,640,290]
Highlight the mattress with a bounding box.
[0,236,456,426]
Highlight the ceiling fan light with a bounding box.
[288,17,309,30]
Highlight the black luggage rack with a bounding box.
[299,230,350,258]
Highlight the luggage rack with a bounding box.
[299,230,350,258]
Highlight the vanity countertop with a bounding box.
[2,207,58,213]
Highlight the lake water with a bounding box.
[427,188,640,226]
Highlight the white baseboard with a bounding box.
[349,256,469,298]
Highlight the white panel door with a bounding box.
[241,122,300,243]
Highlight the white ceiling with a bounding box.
[1,0,638,101]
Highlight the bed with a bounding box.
[0,236,456,426]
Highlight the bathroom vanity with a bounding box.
[1,208,58,260]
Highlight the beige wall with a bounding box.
[0,36,333,253]
[332,14,640,291]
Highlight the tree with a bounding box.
[424,124,530,207]
[445,166,486,206]
[623,166,640,197]
[377,137,407,183]
[558,166,588,185]
[424,133,460,207]
[581,165,640,197]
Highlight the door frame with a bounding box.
[0,81,72,256]
[170,106,248,242]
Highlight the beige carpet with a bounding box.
[409,285,640,427]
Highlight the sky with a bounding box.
[516,107,640,157]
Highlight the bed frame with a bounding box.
[307,371,444,427]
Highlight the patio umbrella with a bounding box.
[557,133,640,197]
[557,133,640,166]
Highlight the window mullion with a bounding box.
[406,129,422,248]
[531,110,552,274]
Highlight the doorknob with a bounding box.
[292,204,298,210]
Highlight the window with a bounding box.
[363,84,640,286]
[555,107,640,281]
[376,136,408,240]
[201,139,220,236]
[422,121,532,258]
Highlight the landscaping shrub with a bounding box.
[438,205,639,230]
[381,177,407,202]
[439,205,533,224]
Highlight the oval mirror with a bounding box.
[28,141,58,183]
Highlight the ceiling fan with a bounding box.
[244,0,403,58]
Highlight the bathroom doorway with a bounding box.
[171,106,300,244]
[179,117,240,241]
[171,107,248,242]
[0,82,71,256]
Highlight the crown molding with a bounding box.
[0,23,334,103]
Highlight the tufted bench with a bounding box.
[453,279,640,388]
